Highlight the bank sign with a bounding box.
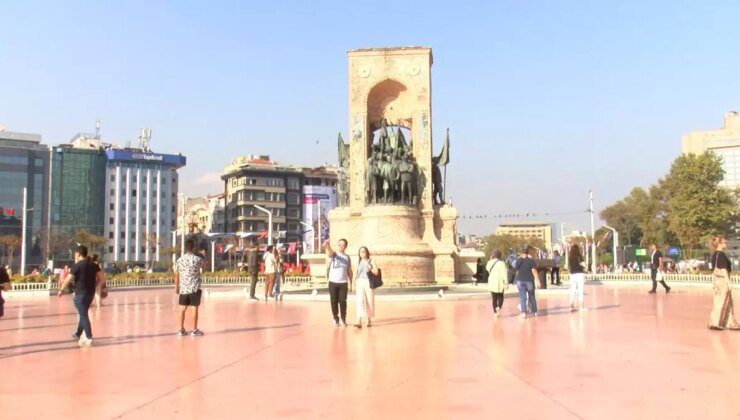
[106,150,186,166]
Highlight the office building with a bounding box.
[0,128,50,270]
[495,222,554,251]
[50,135,107,241]
[104,148,186,264]
[222,155,307,244]
[683,111,740,189]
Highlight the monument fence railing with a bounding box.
[10,276,315,293]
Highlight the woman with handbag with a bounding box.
[354,246,378,328]
[708,236,739,330]
[486,249,508,318]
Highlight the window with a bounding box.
[121,232,125,239]
[110,189,114,196]
[110,203,114,211]
[120,247,125,253]
[141,246,146,253]
[133,175,137,182]
[108,246,113,253]
[288,177,300,190]
[152,218,157,225]
[288,208,300,218]
[288,223,299,231]
[130,232,135,239]
[109,217,114,224]
[109,232,113,239]
[110,175,114,182]
[132,189,137,197]
[34,158,44,167]
[287,193,299,205]
[255,191,265,201]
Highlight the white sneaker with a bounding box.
[78,335,93,347]
[333,320,340,327]
[519,313,527,319]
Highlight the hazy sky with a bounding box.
[2,1,739,237]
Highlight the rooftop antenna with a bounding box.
[138,127,152,152]
[94,119,101,139]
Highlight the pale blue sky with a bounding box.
[2,1,739,236]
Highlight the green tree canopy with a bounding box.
[601,152,734,252]
[481,234,545,260]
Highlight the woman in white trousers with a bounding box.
[354,246,378,328]
[568,244,586,311]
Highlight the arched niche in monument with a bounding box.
[366,79,413,131]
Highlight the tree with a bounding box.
[482,233,545,260]
[602,152,733,254]
[663,152,735,254]
[0,235,21,268]
[48,228,74,261]
[73,229,107,255]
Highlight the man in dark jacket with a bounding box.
[242,241,259,300]
[648,244,671,294]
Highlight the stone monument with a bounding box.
[327,47,459,285]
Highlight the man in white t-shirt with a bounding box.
[324,238,353,327]
[263,245,277,300]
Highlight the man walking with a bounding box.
[324,238,352,327]
[0,264,11,319]
[174,239,204,336]
[243,241,259,300]
[57,245,104,346]
[648,243,671,294]
[551,250,561,285]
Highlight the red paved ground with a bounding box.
[0,284,738,419]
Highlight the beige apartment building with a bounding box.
[682,111,740,188]
[495,222,554,251]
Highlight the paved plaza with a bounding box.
[1,284,738,419]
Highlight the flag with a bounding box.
[436,128,450,166]
[5,208,15,217]
[288,242,297,255]
[258,231,267,239]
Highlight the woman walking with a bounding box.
[708,236,739,330]
[568,245,586,311]
[486,249,508,318]
[354,246,378,328]
[90,254,106,307]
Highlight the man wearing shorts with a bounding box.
[175,238,204,336]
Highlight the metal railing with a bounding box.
[9,275,315,292]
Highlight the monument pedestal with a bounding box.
[327,205,457,285]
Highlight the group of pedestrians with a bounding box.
[486,245,588,319]
[46,233,738,348]
[243,243,286,301]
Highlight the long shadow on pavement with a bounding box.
[0,323,302,359]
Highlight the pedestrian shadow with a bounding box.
[535,304,622,317]
[2,312,78,321]
[0,323,302,359]
[0,322,77,332]
[370,316,435,327]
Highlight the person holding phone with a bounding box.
[324,239,352,327]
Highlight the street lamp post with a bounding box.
[21,188,27,275]
[589,190,596,273]
[210,240,216,272]
[254,204,272,245]
[299,221,314,254]
[602,225,619,270]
